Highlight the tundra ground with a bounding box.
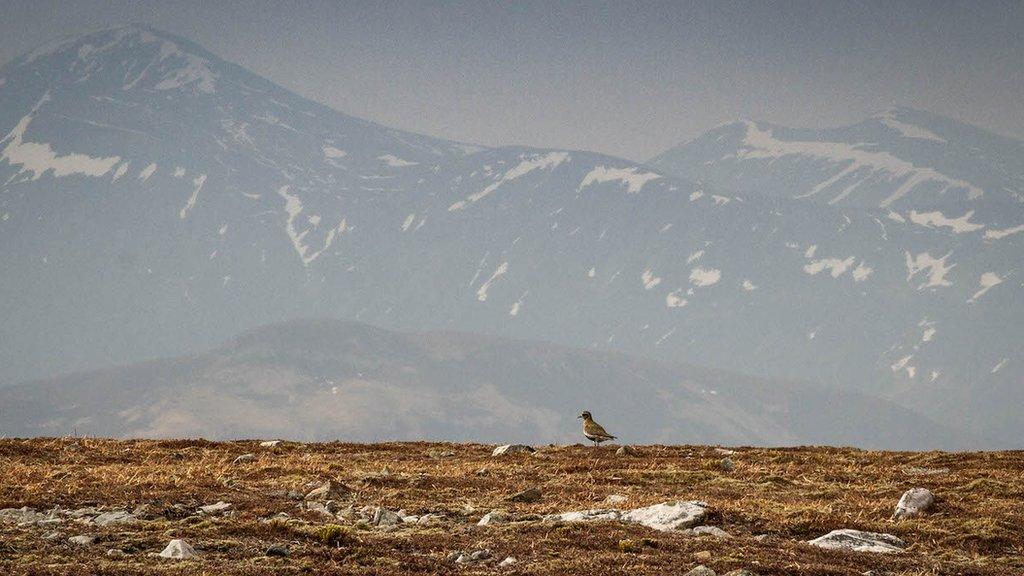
[1,439,1022,575]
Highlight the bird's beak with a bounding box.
[576,415,583,419]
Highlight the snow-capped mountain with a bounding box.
[649,109,1024,215]
[0,26,1020,445]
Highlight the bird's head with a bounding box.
[578,411,592,420]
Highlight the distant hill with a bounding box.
[0,319,991,450]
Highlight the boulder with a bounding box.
[158,539,199,559]
[544,501,708,532]
[305,480,351,501]
[265,544,290,557]
[507,488,541,503]
[807,529,906,553]
[893,488,935,520]
[492,444,535,456]
[621,501,709,531]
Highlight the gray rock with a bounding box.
[0,507,49,525]
[507,488,541,503]
[259,440,282,448]
[616,445,638,456]
[451,548,492,564]
[265,544,290,557]
[807,529,907,553]
[158,538,199,559]
[498,556,518,567]
[370,506,402,526]
[477,511,507,526]
[893,487,935,520]
[232,453,256,465]
[68,534,97,546]
[714,448,735,455]
[491,444,535,456]
[93,510,136,526]
[42,531,62,540]
[684,567,717,576]
[305,480,351,501]
[106,548,127,558]
[199,501,232,515]
[682,525,731,538]
[720,457,736,472]
[66,507,100,519]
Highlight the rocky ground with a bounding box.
[1,439,1022,575]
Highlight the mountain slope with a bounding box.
[649,108,1024,213]
[0,26,1020,444]
[0,319,985,449]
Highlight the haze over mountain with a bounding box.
[0,26,1020,446]
[0,319,987,450]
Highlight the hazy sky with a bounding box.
[2,0,1022,160]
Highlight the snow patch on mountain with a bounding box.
[968,272,1003,303]
[905,252,955,290]
[984,224,1024,240]
[178,174,206,219]
[276,185,347,265]
[739,122,984,206]
[641,269,662,290]
[322,146,347,159]
[449,152,569,211]
[908,209,984,234]
[378,154,417,167]
[875,110,947,143]
[689,267,721,287]
[1,93,121,181]
[578,166,660,194]
[138,162,157,182]
[476,262,508,302]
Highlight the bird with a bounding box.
[578,410,617,446]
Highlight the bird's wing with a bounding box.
[588,421,616,439]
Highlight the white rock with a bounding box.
[68,534,97,546]
[807,529,906,553]
[259,440,282,448]
[199,501,232,515]
[158,539,199,559]
[232,453,256,465]
[544,501,708,532]
[621,501,709,531]
[499,556,518,567]
[492,444,535,456]
[893,488,935,520]
[543,508,622,523]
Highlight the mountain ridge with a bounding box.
[0,25,1020,445]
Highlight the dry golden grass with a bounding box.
[1,438,1022,575]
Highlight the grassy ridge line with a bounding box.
[1,438,1022,575]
